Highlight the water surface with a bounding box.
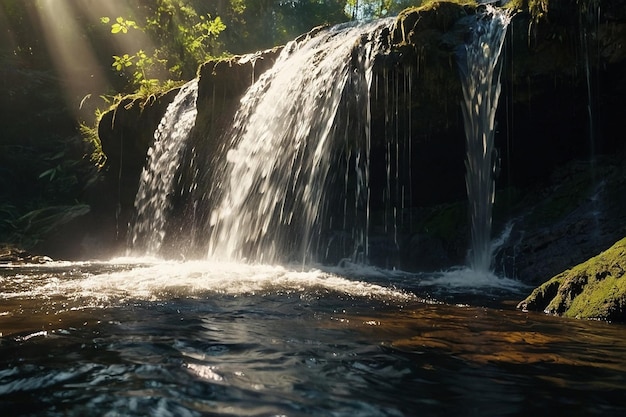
[1,260,625,416]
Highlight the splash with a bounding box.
[0,260,416,305]
[457,6,512,273]
[421,267,524,291]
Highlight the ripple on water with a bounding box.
[2,261,626,416]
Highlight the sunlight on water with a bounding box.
[205,19,394,264]
[2,261,626,416]
[0,259,416,306]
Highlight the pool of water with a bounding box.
[1,260,626,416]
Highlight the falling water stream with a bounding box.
[458,6,511,273]
[204,20,392,265]
[129,79,199,255]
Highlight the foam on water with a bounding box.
[0,260,416,305]
[419,266,527,291]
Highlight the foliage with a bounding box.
[0,10,100,250]
[503,0,552,22]
[80,115,108,170]
[102,0,228,92]
[346,0,420,19]
[108,16,140,34]
[147,0,351,55]
[98,1,428,91]
[1,204,91,248]
[0,132,99,249]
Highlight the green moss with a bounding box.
[519,237,626,322]
[518,275,564,311]
[406,0,477,13]
[565,275,626,320]
[393,0,476,45]
[504,0,549,20]
[528,0,549,18]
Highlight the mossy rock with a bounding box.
[518,237,626,322]
[392,1,475,47]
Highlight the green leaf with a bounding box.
[38,168,56,181]
[208,16,226,36]
[47,151,65,161]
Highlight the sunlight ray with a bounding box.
[0,4,17,53]
[30,0,109,122]
[70,0,156,60]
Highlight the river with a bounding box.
[1,260,625,416]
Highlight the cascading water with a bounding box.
[204,20,394,265]
[129,7,513,278]
[128,79,199,255]
[457,6,511,273]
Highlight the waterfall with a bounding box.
[458,6,511,273]
[205,20,394,264]
[128,79,199,255]
[128,7,513,272]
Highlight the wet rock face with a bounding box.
[495,158,626,285]
[96,89,181,253]
[191,48,283,169]
[511,157,626,322]
[366,0,626,278]
[98,91,181,207]
[95,1,626,285]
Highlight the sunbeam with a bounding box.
[0,4,16,54]
[30,0,109,122]
[68,0,156,64]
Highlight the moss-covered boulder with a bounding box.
[518,237,626,322]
